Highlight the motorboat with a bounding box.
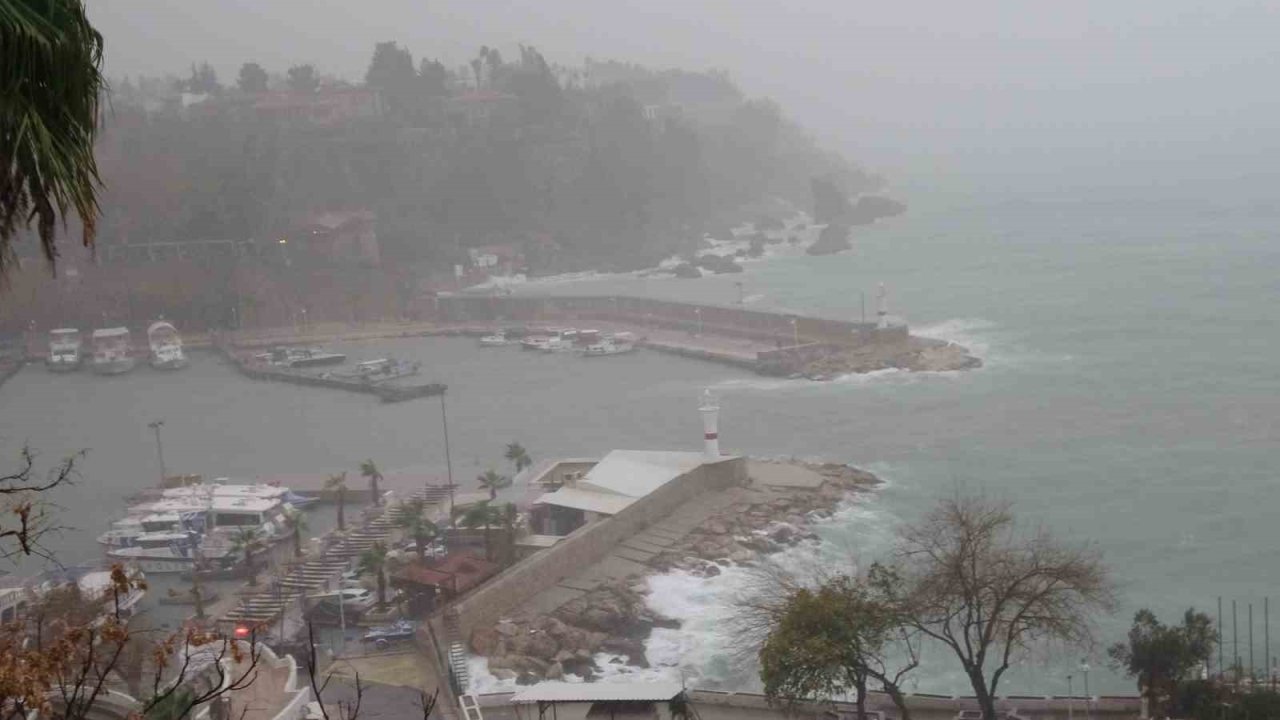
[147,320,188,370]
[90,327,136,375]
[46,328,83,372]
[539,329,580,353]
[343,358,421,383]
[0,565,148,623]
[582,332,637,357]
[255,346,347,368]
[479,330,514,347]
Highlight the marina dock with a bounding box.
[215,341,447,403]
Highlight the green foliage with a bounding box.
[0,0,105,276]
[229,526,264,586]
[237,62,268,93]
[286,64,318,93]
[1107,608,1217,716]
[758,569,916,719]
[395,499,439,560]
[477,468,511,500]
[460,501,509,560]
[358,540,391,608]
[504,442,533,475]
[186,62,219,94]
[366,41,415,114]
[359,459,383,505]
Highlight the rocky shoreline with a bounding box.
[764,337,982,381]
[471,461,881,685]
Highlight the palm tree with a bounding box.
[395,499,439,561]
[359,459,384,505]
[477,469,511,501]
[283,506,308,558]
[0,0,106,278]
[359,541,391,609]
[325,472,348,530]
[229,526,264,586]
[504,442,533,476]
[460,501,506,561]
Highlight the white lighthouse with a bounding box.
[699,388,721,461]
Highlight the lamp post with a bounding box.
[694,307,702,336]
[1080,660,1091,720]
[147,420,167,487]
[1067,674,1074,720]
[734,281,744,306]
[789,317,799,347]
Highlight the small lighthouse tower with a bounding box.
[699,388,720,461]
[876,282,889,330]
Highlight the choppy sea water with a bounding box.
[4,188,1279,695]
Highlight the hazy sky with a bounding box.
[89,1,1280,196]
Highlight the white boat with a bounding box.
[582,332,637,357]
[539,329,580,353]
[147,320,188,370]
[255,346,347,368]
[0,565,148,622]
[46,328,83,372]
[107,534,231,574]
[99,482,295,554]
[479,331,513,347]
[342,358,420,383]
[90,327,136,375]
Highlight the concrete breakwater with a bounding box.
[438,294,981,378]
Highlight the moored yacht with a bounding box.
[90,327,136,375]
[46,328,83,371]
[582,332,637,357]
[147,320,188,370]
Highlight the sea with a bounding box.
[2,180,1278,695]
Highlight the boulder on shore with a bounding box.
[806,224,852,255]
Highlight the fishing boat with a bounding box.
[46,328,83,372]
[147,320,188,370]
[90,327,136,375]
[107,533,232,574]
[582,332,637,357]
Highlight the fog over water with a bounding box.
[6,0,1278,699]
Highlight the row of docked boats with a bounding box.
[480,328,638,356]
[97,480,312,574]
[46,321,188,374]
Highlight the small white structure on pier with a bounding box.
[700,388,721,461]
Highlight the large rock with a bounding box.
[807,224,852,255]
[471,627,500,655]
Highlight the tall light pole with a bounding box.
[789,317,799,347]
[734,281,744,306]
[440,390,454,526]
[148,420,167,487]
[694,307,702,336]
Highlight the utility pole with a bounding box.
[734,281,744,306]
[1080,660,1091,720]
[147,420,167,487]
[1251,603,1256,682]
[1267,597,1272,689]
[1219,597,1224,680]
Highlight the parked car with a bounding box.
[362,620,417,650]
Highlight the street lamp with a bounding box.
[694,307,702,336]
[734,281,744,306]
[1080,660,1092,720]
[1067,674,1074,720]
[789,317,799,347]
[147,420,167,487]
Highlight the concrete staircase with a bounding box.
[442,609,470,693]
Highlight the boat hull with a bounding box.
[289,354,346,368]
[92,357,137,375]
[150,356,189,370]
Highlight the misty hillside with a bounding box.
[96,45,879,278]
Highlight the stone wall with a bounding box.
[450,456,748,641]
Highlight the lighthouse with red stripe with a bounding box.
[700,388,720,461]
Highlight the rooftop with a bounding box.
[533,450,713,517]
